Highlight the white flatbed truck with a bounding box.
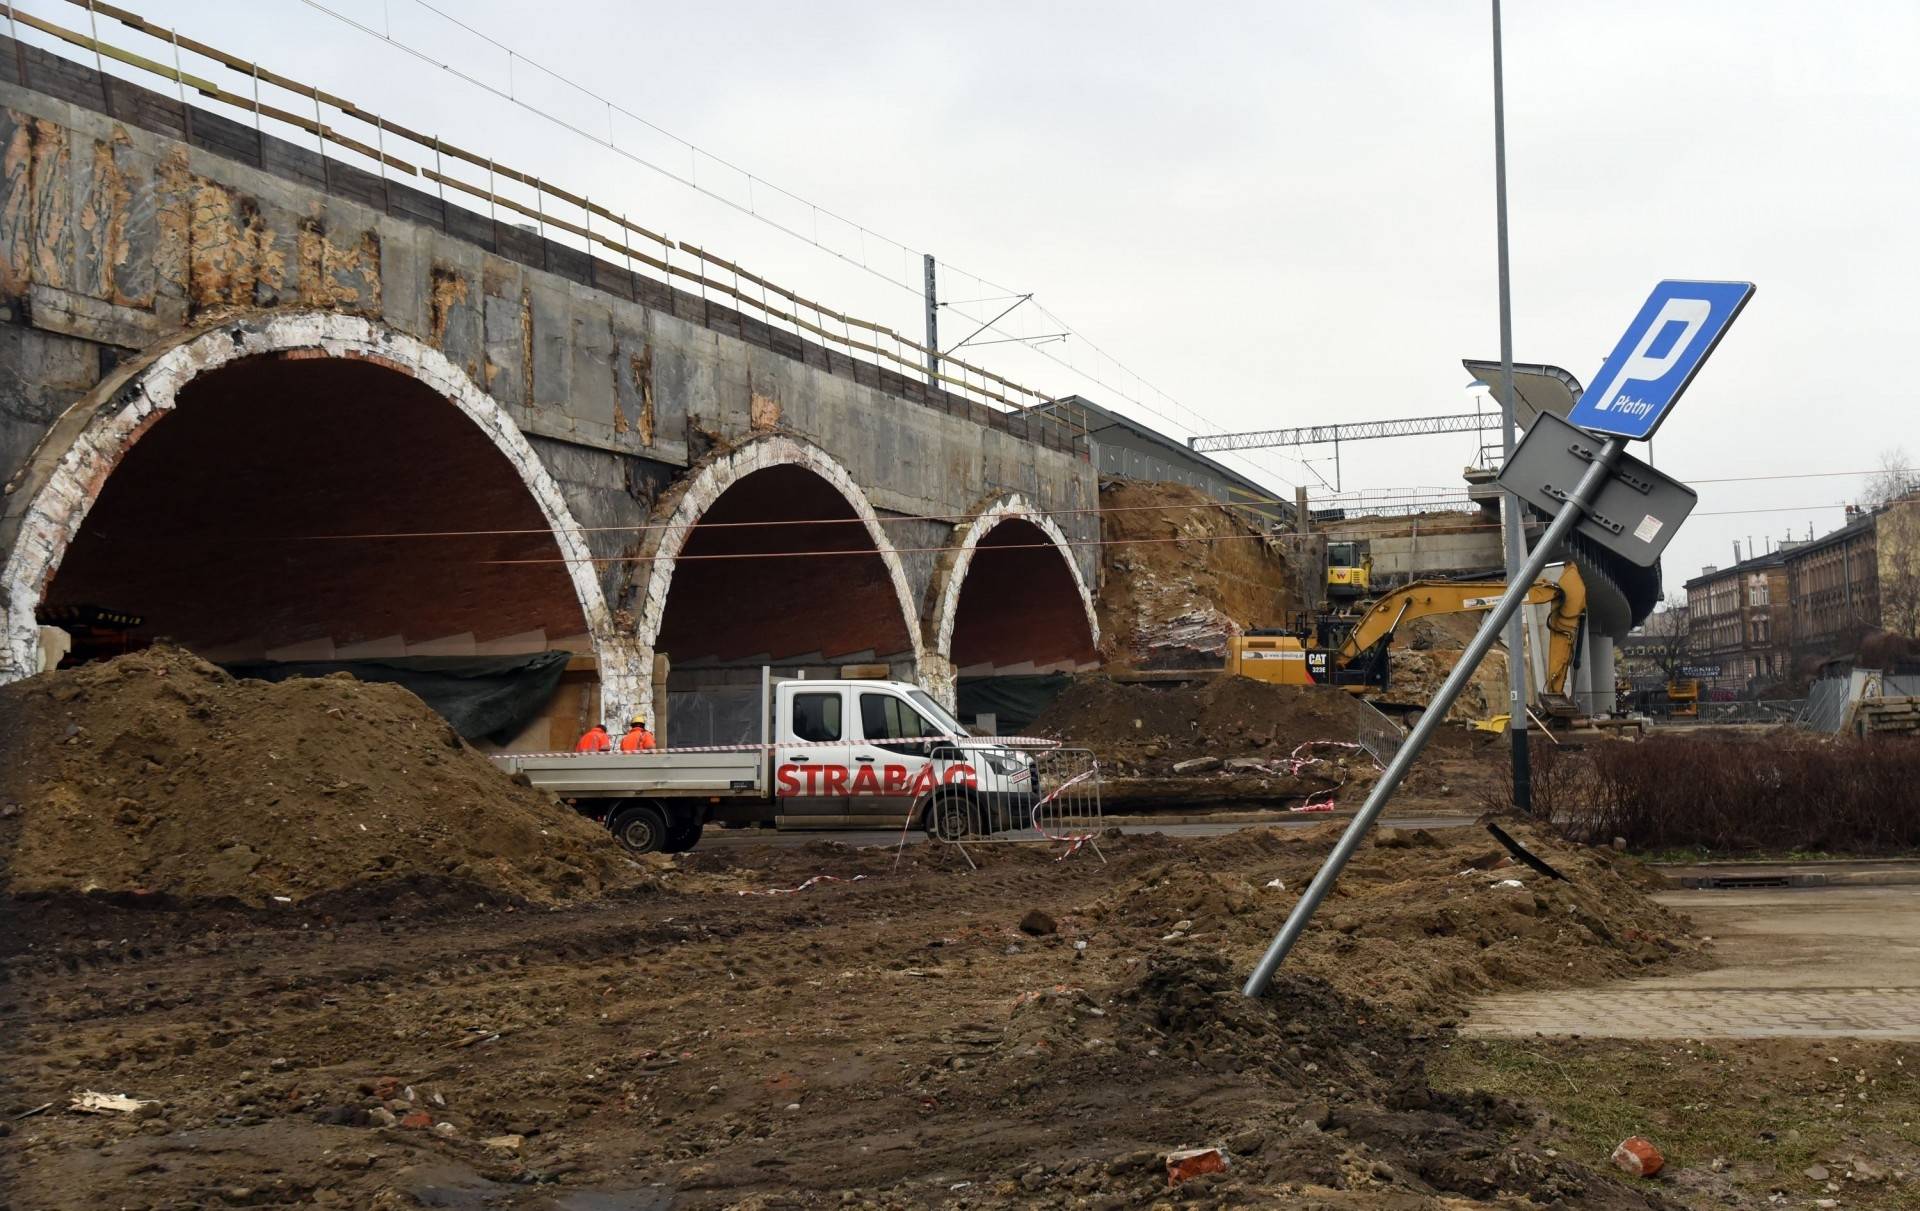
[493,675,1040,854]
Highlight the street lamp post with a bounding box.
[1491,0,1532,812]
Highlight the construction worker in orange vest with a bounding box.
[575,722,612,753]
[619,715,657,752]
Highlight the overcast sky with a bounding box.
[57,0,1920,590]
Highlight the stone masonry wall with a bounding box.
[0,41,1099,668]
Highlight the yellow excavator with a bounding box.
[1227,565,1589,716]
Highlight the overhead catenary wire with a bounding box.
[286,463,1908,544]
[280,0,1313,489]
[470,499,1866,567]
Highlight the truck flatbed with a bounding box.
[495,749,765,797]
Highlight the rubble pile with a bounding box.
[0,646,637,906]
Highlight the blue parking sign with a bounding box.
[1568,280,1754,440]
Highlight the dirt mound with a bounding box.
[1078,822,1701,1018]
[985,928,1687,1205]
[1031,672,1386,766]
[0,646,637,906]
[1096,478,1297,668]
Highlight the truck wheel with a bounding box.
[663,816,705,853]
[609,803,668,855]
[923,792,973,841]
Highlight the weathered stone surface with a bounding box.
[0,60,1099,717]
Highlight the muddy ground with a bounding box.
[1,823,1703,1209]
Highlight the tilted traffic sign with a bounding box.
[1244,277,1754,1000]
[1567,279,1754,440]
[1498,412,1698,567]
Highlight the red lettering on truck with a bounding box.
[776,762,979,797]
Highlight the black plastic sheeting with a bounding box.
[956,673,1073,734]
[220,652,572,744]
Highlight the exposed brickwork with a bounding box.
[927,494,1099,685]
[633,435,923,717]
[0,313,638,716]
[949,519,1098,673]
[657,466,913,666]
[47,355,586,653]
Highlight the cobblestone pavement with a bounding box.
[1464,886,1920,1039]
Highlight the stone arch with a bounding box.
[633,434,925,714]
[925,492,1099,703]
[0,311,639,716]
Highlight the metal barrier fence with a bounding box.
[1795,670,1920,735]
[1352,698,1407,768]
[914,744,1104,868]
[1,1,1089,443]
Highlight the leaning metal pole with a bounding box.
[1243,436,1626,997]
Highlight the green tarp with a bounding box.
[956,673,1073,735]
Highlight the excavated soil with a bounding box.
[0,822,1698,1209]
[1032,673,1384,760]
[0,646,638,907]
[1096,479,1297,669]
[1375,647,1512,721]
[1026,673,1498,811]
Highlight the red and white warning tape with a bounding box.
[494,735,1066,761]
[1222,739,1378,813]
[1027,764,1102,860]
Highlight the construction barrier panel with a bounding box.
[914,744,1105,867]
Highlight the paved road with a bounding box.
[699,814,1477,849]
[1464,885,1920,1040]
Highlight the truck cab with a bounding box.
[768,678,1032,828]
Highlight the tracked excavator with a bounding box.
[1227,565,1589,718]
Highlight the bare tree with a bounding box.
[1881,549,1920,640]
[1864,446,1920,508]
[1640,594,1698,680]
[1623,594,1696,682]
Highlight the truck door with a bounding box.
[776,687,850,821]
[854,690,943,823]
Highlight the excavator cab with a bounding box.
[1326,541,1371,606]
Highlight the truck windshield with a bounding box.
[908,690,967,738]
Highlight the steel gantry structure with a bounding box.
[1188,412,1504,490]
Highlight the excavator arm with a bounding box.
[1335,577,1562,664]
[1538,564,1586,710]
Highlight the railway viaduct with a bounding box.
[0,35,1101,737]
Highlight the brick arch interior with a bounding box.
[653,463,917,672]
[41,353,591,662]
[948,517,1098,675]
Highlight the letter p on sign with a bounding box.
[1566,280,1754,441]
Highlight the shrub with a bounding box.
[1561,732,1920,853]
